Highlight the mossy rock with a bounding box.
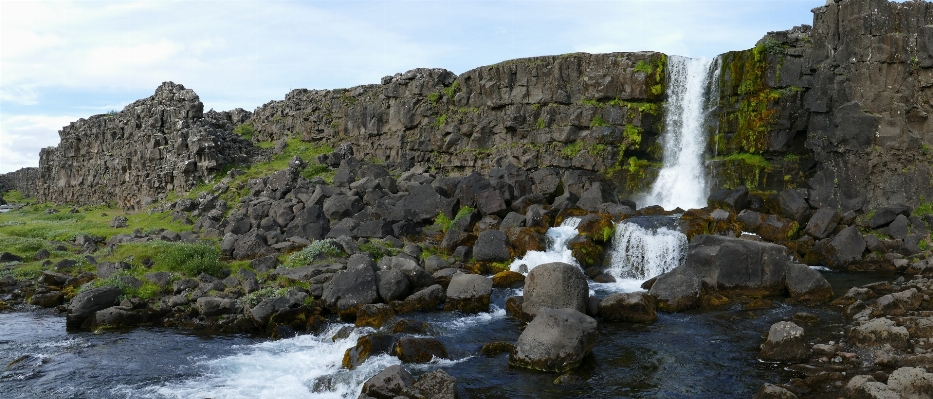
[395,336,448,363]
[355,303,396,328]
[0,300,9,311]
[575,214,615,243]
[480,341,515,357]
[741,297,773,310]
[505,296,524,319]
[342,333,398,369]
[506,228,546,257]
[567,236,604,269]
[491,270,525,289]
[555,208,589,226]
[634,205,672,216]
[700,292,731,308]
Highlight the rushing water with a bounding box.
[509,217,582,273]
[642,56,720,210]
[606,217,688,282]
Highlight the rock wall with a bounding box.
[0,167,39,198]
[247,52,669,194]
[710,0,933,212]
[34,82,260,210]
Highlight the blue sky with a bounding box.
[0,0,827,173]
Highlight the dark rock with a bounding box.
[473,230,511,262]
[869,204,910,229]
[376,269,410,303]
[355,303,396,328]
[196,297,239,316]
[491,270,525,289]
[232,231,271,260]
[883,214,910,240]
[322,266,379,320]
[66,287,123,329]
[444,273,492,313]
[784,264,833,302]
[29,291,65,308]
[396,284,445,313]
[753,383,799,399]
[820,226,866,268]
[395,185,456,224]
[522,262,589,319]
[803,208,840,239]
[778,189,810,224]
[412,369,459,399]
[395,336,449,363]
[509,308,598,373]
[357,364,415,398]
[848,317,910,350]
[598,292,658,323]
[33,249,50,261]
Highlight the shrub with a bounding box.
[284,239,343,268]
[156,242,226,277]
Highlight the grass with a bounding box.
[913,197,933,218]
[155,242,226,277]
[434,207,475,233]
[233,123,255,140]
[283,239,344,268]
[88,270,163,300]
[358,239,401,261]
[590,115,609,128]
[716,153,772,169]
[634,60,653,74]
[562,141,583,158]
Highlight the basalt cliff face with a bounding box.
[31,83,259,210]
[4,0,931,212]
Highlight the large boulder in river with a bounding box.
[598,292,657,323]
[322,266,379,320]
[358,365,415,399]
[759,321,808,362]
[521,262,589,319]
[66,286,123,329]
[818,226,866,269]
[649,235,833,311]
[509,307,598,372]
[444,273,493,313]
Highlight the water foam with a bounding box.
[509,217,581,273]
[642,56,718,210]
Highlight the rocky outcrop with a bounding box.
[0,167,38,198]
[33,82,260,210]
[710,0,933,212]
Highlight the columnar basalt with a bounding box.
[34,82,260,210]
[0,167,39,198]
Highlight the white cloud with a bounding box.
[0,114,77,172]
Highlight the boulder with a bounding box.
[597,292,657,323]
[322,266,379,320]
[784,264,833,302]
[648,266,702,312]
[232,231,271,260]
[473,230,511,262]
[685,235,789,295]
[848,317,910,350]
[395,184,457,223]
[397,284,446,313]
[394,336,449,363]
[803,208,841,239]
[357,364,415,399]
[343,333,399,370]
[94,307,146,328]
[869,204,910,229]
[509,308,598,372]
[753,383,799,399]
[887,367,933,399]
[444,273,493,313]
[777,189,810,224]
[66,286,123,329]
[820,226,866,268]
[29,291,64,308]
[759,321,808,362]
[355,303,396,328]
[196,297,238,316]
[491,270,525,289]
[376,269,410,303]
[842,375,900,399]
[521,262,589,319]
[412,369,458,399]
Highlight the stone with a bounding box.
[753,383,799,399]
[109,215,128,228]
[759,321,808,362]
[232,231,271,260]
[29,291,64,308]
[66,286,123,329]
[598,292,658,323]
[394,336,449,363]
[521,262,589,319]
[355,303,396,328]
[196,297,238,316]
[886,367,933,399]
[491,270,525,289]
[803,208,840,239]
[778,189,810,224]
[820,226,866,268]
[848,317,910,350]
[94,307,146,328]
[412,369,458,399]
[375,269,410,303]
[842,375,900,399]
[444,273,493,313]
[784,264,833,302]
[397,284,446,313]
[358,364,415,398]
[395,184,457,224]
[322,266,379,320]
[648,266,702,312]
[509,308,598,373]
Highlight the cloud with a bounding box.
[0,114,76,172]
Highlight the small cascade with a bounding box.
[605,217,688,282]
[509,217,581,273]
[642,56,720,210]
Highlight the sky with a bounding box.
[0,0,830,173]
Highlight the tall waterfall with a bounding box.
[642,56,720,210]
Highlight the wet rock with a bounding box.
[480,342,515,357]
[391,319,432,335]
[521,262,589,319]
[29,291,64,308]
[803,208,840,239]
[412,369,458,399]
[396,284,446,313]
[648,266,701,312]
[785,264,833,302]
[509,308,598,373]
[597,292,657,323]
[66,286,123,329]
[357,364,415,399]
[196,297,238,316]
[444,273,492,313]
[94,307,146,328]
[395,336,449,363]
[343,333,399,370]
[753,383,799,399]
[491,270,525,289]
[759,321,808,362]
[848,317,910,350]
[355,303,396,328]
[842,375,900,399]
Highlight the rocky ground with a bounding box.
[3,148,931,397]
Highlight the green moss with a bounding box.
[535,118,546,130]
[913,197,933,217]
[562,141,583,158]
[714,153,773,189]
[590,115,609,128]
[443,80,460,98]
[634,60,653,74]
[427,92,440,106]
[434,113,448,128]
[623,124,642,149]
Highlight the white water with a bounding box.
[509,217,582,273]
[642,56,718,210]
[606,221,687,282]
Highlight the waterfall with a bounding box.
[642,56,719,210]
[606,219,687,281]
[509,217,581,273]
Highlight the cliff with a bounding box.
[31,82,260,210]
[0,167,39,199]
[710,0,933,211]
